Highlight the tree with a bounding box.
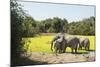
[22,16,38,37]
[11,0,27,65]
[67,16,95,35]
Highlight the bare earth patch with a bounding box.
[22,51,95,64]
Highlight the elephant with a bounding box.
[51,33,65,52]
[79,38,90,51]
[53,36,66,55]
[63,37,79,53]
[78,38,84,50]
[51,34,80,54]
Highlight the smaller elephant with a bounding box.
[79,38,90,51]
[78,38,85,50]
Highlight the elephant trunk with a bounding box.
[51,40,53,51]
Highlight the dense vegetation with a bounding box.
[11,0,95,65]
[11,0,95,37]
[17,11,95,36]
[18,15,95,36]
[14,13,95,36]
[33,17,95,35]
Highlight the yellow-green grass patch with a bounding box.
[22,34,95,53]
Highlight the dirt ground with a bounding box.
[22,51,95,64]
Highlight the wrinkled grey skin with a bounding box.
[51,33,66,54]
[79,38,84,50]
[63,37,79,53]
[79,38,90,51]
[53,36,66,55]
[52,36,79,54]
[51,33,65,51]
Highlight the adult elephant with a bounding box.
[51,33,65,53]
[63,37,79,53]
[53,36,66,55]
[79,38,90,51]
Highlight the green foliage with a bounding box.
[39,17,68,33]
[22,16,39,37]
[67,16,95,35]
[22,16,95,35]
[11,0,26,65]
[11,0,39,58]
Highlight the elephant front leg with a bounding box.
[59,49,62,54]
[55,48,58,56]
[62,47,66,53]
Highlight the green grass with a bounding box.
[22,34,95,53]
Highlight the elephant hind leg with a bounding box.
[75,48,77,53]
[87,44,90,51]
[88,46,90,51]
[79,46,82,50]
[71,48,74,53]
[85,46,89,51]
[85,44,89,51]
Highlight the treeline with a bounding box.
[11,1,95,38]
[68,17,95,35]
[22,16,95,36]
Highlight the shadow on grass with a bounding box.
[78,49,95,51]
[11,57,48,67]
[65,49,95,54]
[74,52,89,54]
[88,49,95,52]
[65,52,88,54]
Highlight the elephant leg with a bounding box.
[59,49,62,53]
[80,46,82,50]
[60,44,63,53]
[85,44,87,50]
[62,49,66,53]
[71,48,74,53]
[88,46,89,51]
[85,47,87,51]
[55,48,58,56]
[54,44,58,56]
[78,46,82,50]
[62,46,66,53]
[57,43,62,53]
[62,43,66,53]
[75,48,77,53]
[79,44,82,50]
[63,48,66,53]
[75,45,78,53]
[87,44,90,51]
[85,45,89,51]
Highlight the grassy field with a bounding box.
[22,34,95,53]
